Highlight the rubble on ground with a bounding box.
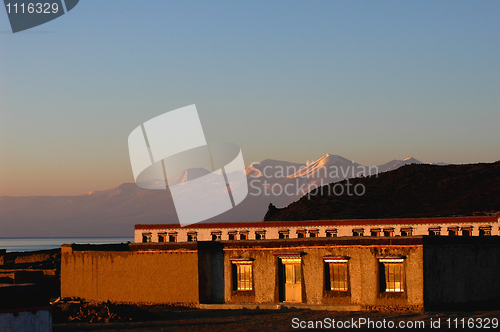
[51,298,156,323]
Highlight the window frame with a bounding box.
[187,232,197,242]
[448,226,459,236]
[278,229,290,239]
[324,257,349,292]
[296,229,306,238]
[461,226,472,236]
[142,232,152,243]
[383,228,394,237]
[352,228,364,237]
[428,227,441,236]
[325,229,338,237]
[230,259,254,291]
[239,231,249,240]
[211,231,222,241]
[168,232,177,243]
[255,230,266,240]
[379,258,405,293]
[158,232,167,243]
[308,229,319,238]
[228,231,238,241]
[400,227,413,236]
[479,226,492,236]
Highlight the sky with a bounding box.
[0,1,499,196]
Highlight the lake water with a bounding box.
[0,237,134,252]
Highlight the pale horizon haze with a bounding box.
[1,1,499,196]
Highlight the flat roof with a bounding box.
[135,215,499,230]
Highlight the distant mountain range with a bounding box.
[264,161,500,222]
[0,154,441,237]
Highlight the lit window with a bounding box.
[231,260,253,291]
[279,230,290,239]
[187,232,197,242]
[211,231,222,241]
[324,258,348,291]
[379,258,404,292]
[325,229,338,237]
[240,231,249,240]
[370,228,381,237]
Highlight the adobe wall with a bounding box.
[61,244,199,304]
[223,238,424,308]
[423,237,500,309]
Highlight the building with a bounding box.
[61,233,500,310]
[0,284,52,332]
[135,215,499,243]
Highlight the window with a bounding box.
[231,260,253,291]
[211,231,222,241]
[142,232,151,243]
[255,230,266,240]
[296,230,306,238]
[240,231,249,240]
[379,258,404,292]
[309,230,319,238]
[279,230,290,239]
[400,227,413,236]
[370,228,381,237]
[448,227,459,236]
[383,228,394,237]
[168,232,177,242]
[324,258,348,291]
[352,229,364,236]
[428,227,441,236]
[285,263,301,284]
[462,226,472,236]
[479,226,492,236]
[187,232,197,242]
[228,231,238,240]
[325,229,338,237]
[158,233,167,242]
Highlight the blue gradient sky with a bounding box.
[1,1,499,196]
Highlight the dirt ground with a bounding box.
[53,307,500,332]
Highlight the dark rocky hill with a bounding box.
[263,161,500,221]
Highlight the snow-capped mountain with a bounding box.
[377,157,422,173]
[167,167,212,185]
[288,154,364,179]
[0,154,432,237]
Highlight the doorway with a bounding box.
[279,257,302,303]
